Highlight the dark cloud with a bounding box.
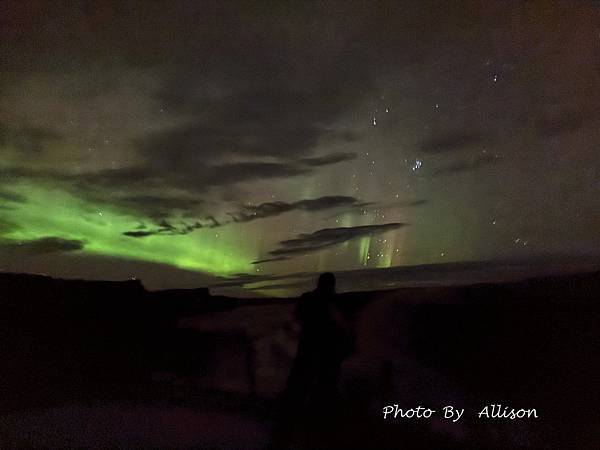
[126,35,373,202]
[0,190,27,203]
[0,237,85,255]
[298,152,357,167]
[432,154,500,175]
[0,218,19,233]
[398,199,428,207]
[70,156,352,208]
[254,223,406,263]
[17,168,205,219]
[251,256,292,265]
[124,196,371,237]
[229,196,369,223]
[205,216,220,228]
[68,155,360,222]
[123,219,204,238]
[0,4,376,229]
[141,89,353,164]
[0,166,199,219]
[0,123,62,153]
[0,165,49,180]
[135,55,371,184]
[122,230,157,238]
[419,132,485,153]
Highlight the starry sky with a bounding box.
[1,1,599,295]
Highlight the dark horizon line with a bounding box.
[1,252,598,296]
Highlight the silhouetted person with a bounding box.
[271,272,354,449]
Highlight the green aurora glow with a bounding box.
[1,2,599,294]
[4,181,255,276]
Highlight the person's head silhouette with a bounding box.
[316,272,336,295]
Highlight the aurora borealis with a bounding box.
[1,1,599,294]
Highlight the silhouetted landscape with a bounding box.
[1,270,598,448]
[2,1,600,448]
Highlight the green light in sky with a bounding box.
[2,181,255,276]
[359,236,371,266]
[375,240,393,268]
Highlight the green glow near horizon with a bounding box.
[376,239,393,268]
[2,181,255,276]
[359,236,371,266]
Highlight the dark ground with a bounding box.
[0,270,598,449]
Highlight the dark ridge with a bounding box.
[0,270,598,449]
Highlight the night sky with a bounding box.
[1,1,599,295]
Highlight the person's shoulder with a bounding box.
[298,290,319,308]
